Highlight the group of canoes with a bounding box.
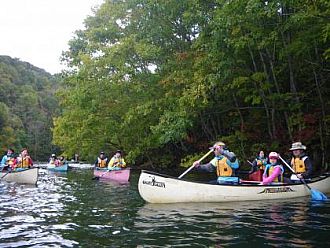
[1,143,329,204]
[0,149,131,185]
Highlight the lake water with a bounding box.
[0,167,329,247]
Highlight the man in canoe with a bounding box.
[108,150,126,170]
[94,151,108,169]
[289,142,313,181]
[193,141,239,184]
[261,152,284,185]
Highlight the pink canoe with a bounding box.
[93,168,130,182]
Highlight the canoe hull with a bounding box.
[94,168,130,182]
[0,168,39,185]
[138,170,330,203]
[47,163,68,172]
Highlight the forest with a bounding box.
[0,56,59,161]
[53,0,329,170]
[1,1,329,171]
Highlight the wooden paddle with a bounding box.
[178,149,213,179]
[279,155,327,201]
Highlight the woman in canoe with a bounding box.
[108,150,126,170]
[193,141,239,184]
[0,149,16,171]
[14,148,33,170]
[251,150,268,172]
[49,154,60,166]
[261,152,284,185]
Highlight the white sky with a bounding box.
[0,0,103,74]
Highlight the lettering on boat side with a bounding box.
[258,187,294,194]
[142,176,166,188]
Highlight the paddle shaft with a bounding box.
[0,170,11,180]
[278,155,312,190]
[178,149,213,179]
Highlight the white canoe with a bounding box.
[0,168,39,185]
[68,163,94,170]
[138,170,330,203]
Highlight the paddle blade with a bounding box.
[311,189,328,201]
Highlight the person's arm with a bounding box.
[108,157,115,168]
[195,162,215,173]
[27,156,33,167]
[250,159,258,173]
[1,156,7,166]
[120,158,126,168]
[302,157,313,179]
[262,166,282,185]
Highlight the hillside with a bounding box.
[0,55,60,160]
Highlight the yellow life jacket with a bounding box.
[267,166,283,182]
[98,158,107,168]
[291,157,306,173]
[17,157,31,168]
[109,157,126,168]
[216,157,233,177]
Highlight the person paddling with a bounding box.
[108,150,126,170]
[14,148,33,170]
[289,142,313,182]
[49,154,60,166]
[94,151,108,169]
[261,152,284,185]
[251,150,267,172]
[0,149,16,171]
[193,141,239,184]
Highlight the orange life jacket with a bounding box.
[17,156,32,168]
[97,158,107,168]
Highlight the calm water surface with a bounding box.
[0,167,329,247]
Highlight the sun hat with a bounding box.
[289,142,306,151]
[210,141,226,150]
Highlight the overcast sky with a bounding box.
[0,0,103,74]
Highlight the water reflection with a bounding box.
[135,199,330,247]
[0,169,78,247]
